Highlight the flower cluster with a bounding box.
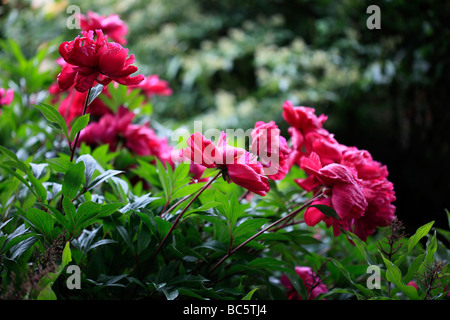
[51,10,396,243]
[283,100,396,240]
[48,11,173,167]
[178,131,270,196]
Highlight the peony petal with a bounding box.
[57,64,78,91]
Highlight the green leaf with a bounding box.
[182,201,221,219]
[36,286,57,300]
[62,161,85,199]
[310,204,340,220]
[0,145,28,172]
[172,181,206,200]
[328,258,373,298]
[407,221,434,254]
[47,157,74,173]
[42,204,67,229]
[242,288,259,300]
[418,231,438,275]
[380,252,419,299]
[154,216,172,239]
[344,230,377,265]
[62,197,77,232]
[404,253,425,284]
[247,257,290,272]
[156,159,171,200]
[216,194,244,227]
[8,236,38,261]
[0,163,37,198]
[22,208,55,238]
[29,163,49,179]
[70,114,90,142]
[76,154,97,186]
[27,170,47,202]
[61,241,72,266]
[34,103,69,139]
[115,225,136,255]
[87,84,104,106]
[87,169,123,191]
[232,218,268,242]
[0,224,35,255]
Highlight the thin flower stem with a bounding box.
[59,87,92,213]
[69,87,91,162]
[238,190,250,202]
[208,192,324,275]
[161,194,191,218]
[151,170,222,261]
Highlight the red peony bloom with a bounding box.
[299,152,368,237]
[123,123,174,166]
[57,30,143,92]
[303,131,346,166]
[340,147,396,240]
[128,75,173,98]
[188,163,208,183]
[353,178,396,240]
[282,100,328,134]
[251,121,291,180]
[282,100,397,241]
[78,106,173,166]
[79,11,128,45]
[282,100,335,168]
[340,147,389,180]
[180,132,270,196]
[281,266,328,300]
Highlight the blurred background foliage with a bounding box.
[1,0,449,234]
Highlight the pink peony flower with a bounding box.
[340,147,396,240]
[123,124,174,166]
[79,11,128,45]
[282,100,328,134]
[281,266,328,300]
[78,106,173,166]
[0,88,14,114]
[0,88,14,106]
[282,100,397,241]
[128,75,172,98]
[58,30,143,92]
[251,121,291,180]
[299,152,368,237]
[180,132,270,196]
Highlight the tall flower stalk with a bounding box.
[69,87,91,162]
[151,171,222,261]
[209,191,325,275]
